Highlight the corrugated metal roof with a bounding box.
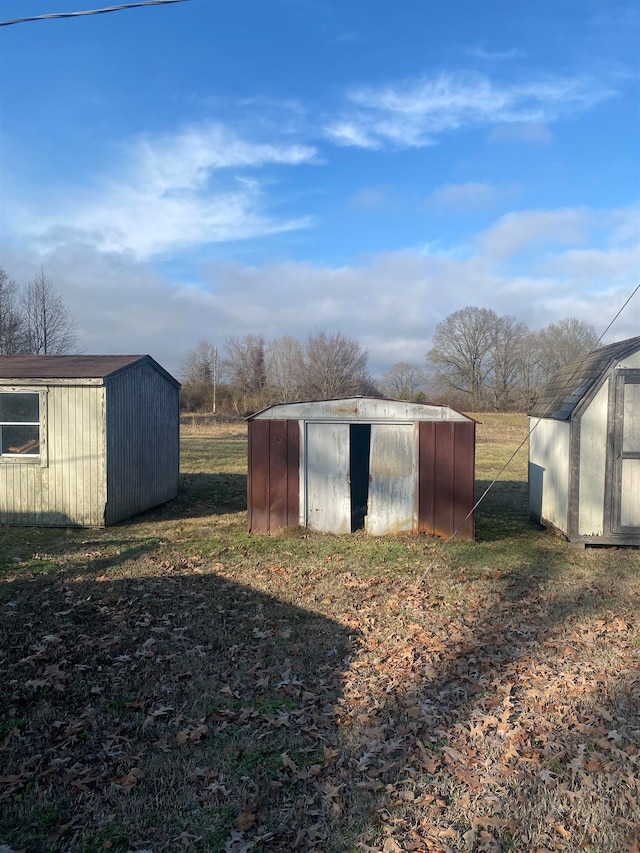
[528,336,640,420]
[0,354,179,385]
[248,396,476,422]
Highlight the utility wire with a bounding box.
[0,0,190,27]
[415,279,640,588]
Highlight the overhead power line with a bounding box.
[0,0,190,27]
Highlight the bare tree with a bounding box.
[427,307,497,409]
[534,318,599,384]
[380,361,426,400]
[303,330,371,399]
[265,336,306,402]
[223,334,267,414]
[22,268,77,354]
[0,267,26,354]
[487,314,528,410]
[180,340,219,412]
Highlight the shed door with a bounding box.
[366,423,417,535]
[305,422,351,533]
[615,374,640,530]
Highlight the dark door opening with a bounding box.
[350,424,371,531]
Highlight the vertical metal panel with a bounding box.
[305,422,351,533]
[366,423,417,535]
[453,420,475,540]
[247,419,300,533]
[418,421,436,535]
[418,421,475,541]
[286,421,300,528]
[268,420,288,526]
[248,419,270,532]
[434,421,455,538]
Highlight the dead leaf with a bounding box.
[110,767,145,792]
[234,808,256,831]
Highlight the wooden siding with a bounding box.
[247,419,300,533]
[621,351,640,369]
[618,374,640,529]
[0,384,105,526]
[578,379,609,536]
[418,420,475,541]
[528,418,570,533]
[105,360,180,525]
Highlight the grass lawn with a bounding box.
[1,415,638,852]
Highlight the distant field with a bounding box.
[1,415,638,852]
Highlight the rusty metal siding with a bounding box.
[247,419,299,533]
[366,423,418,535]
[418,421,475,540]
[248,399,476,540]
[305,422,351,533]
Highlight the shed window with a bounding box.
[0,393,40,456]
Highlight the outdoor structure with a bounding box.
[247,397,476,539]
[0,355,180,527]
[528,336,640,546]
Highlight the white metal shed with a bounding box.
[0,355,180,527]
[528,336,640,546]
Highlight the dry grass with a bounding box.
[0,416,639,852]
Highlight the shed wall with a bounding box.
[621,352,640,368]
[105,361,180,525]
[418,420,475,540]
[578,380,609,536]
[0,384,106,526]
[529,417,570,532]
[247,419,300,533]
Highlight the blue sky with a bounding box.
[0,0,638,379]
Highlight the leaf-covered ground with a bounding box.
[1,416,639,852]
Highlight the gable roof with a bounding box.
[0,354,179,385]
[528,336,640,420]
[249,396,475,422]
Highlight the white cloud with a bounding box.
[8,123,318,260]
[350,185,392,210]
[479,208,592,260]
[427,181,509,212]
[326,71,619,149]
[468,46,525,61]
[488,122,552,144]
[3,204,636,380]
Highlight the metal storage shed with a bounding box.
[528,336,640,546]
[0,354,180,527]
[247,397,476,539]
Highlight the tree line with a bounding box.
[0,265,599,413]
[181,331,376,415]
[182,308,599,415]
[426,307,598,411]
[0,267,78,355]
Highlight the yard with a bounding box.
[1,414,639,852]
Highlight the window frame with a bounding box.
[0,388,48,466]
